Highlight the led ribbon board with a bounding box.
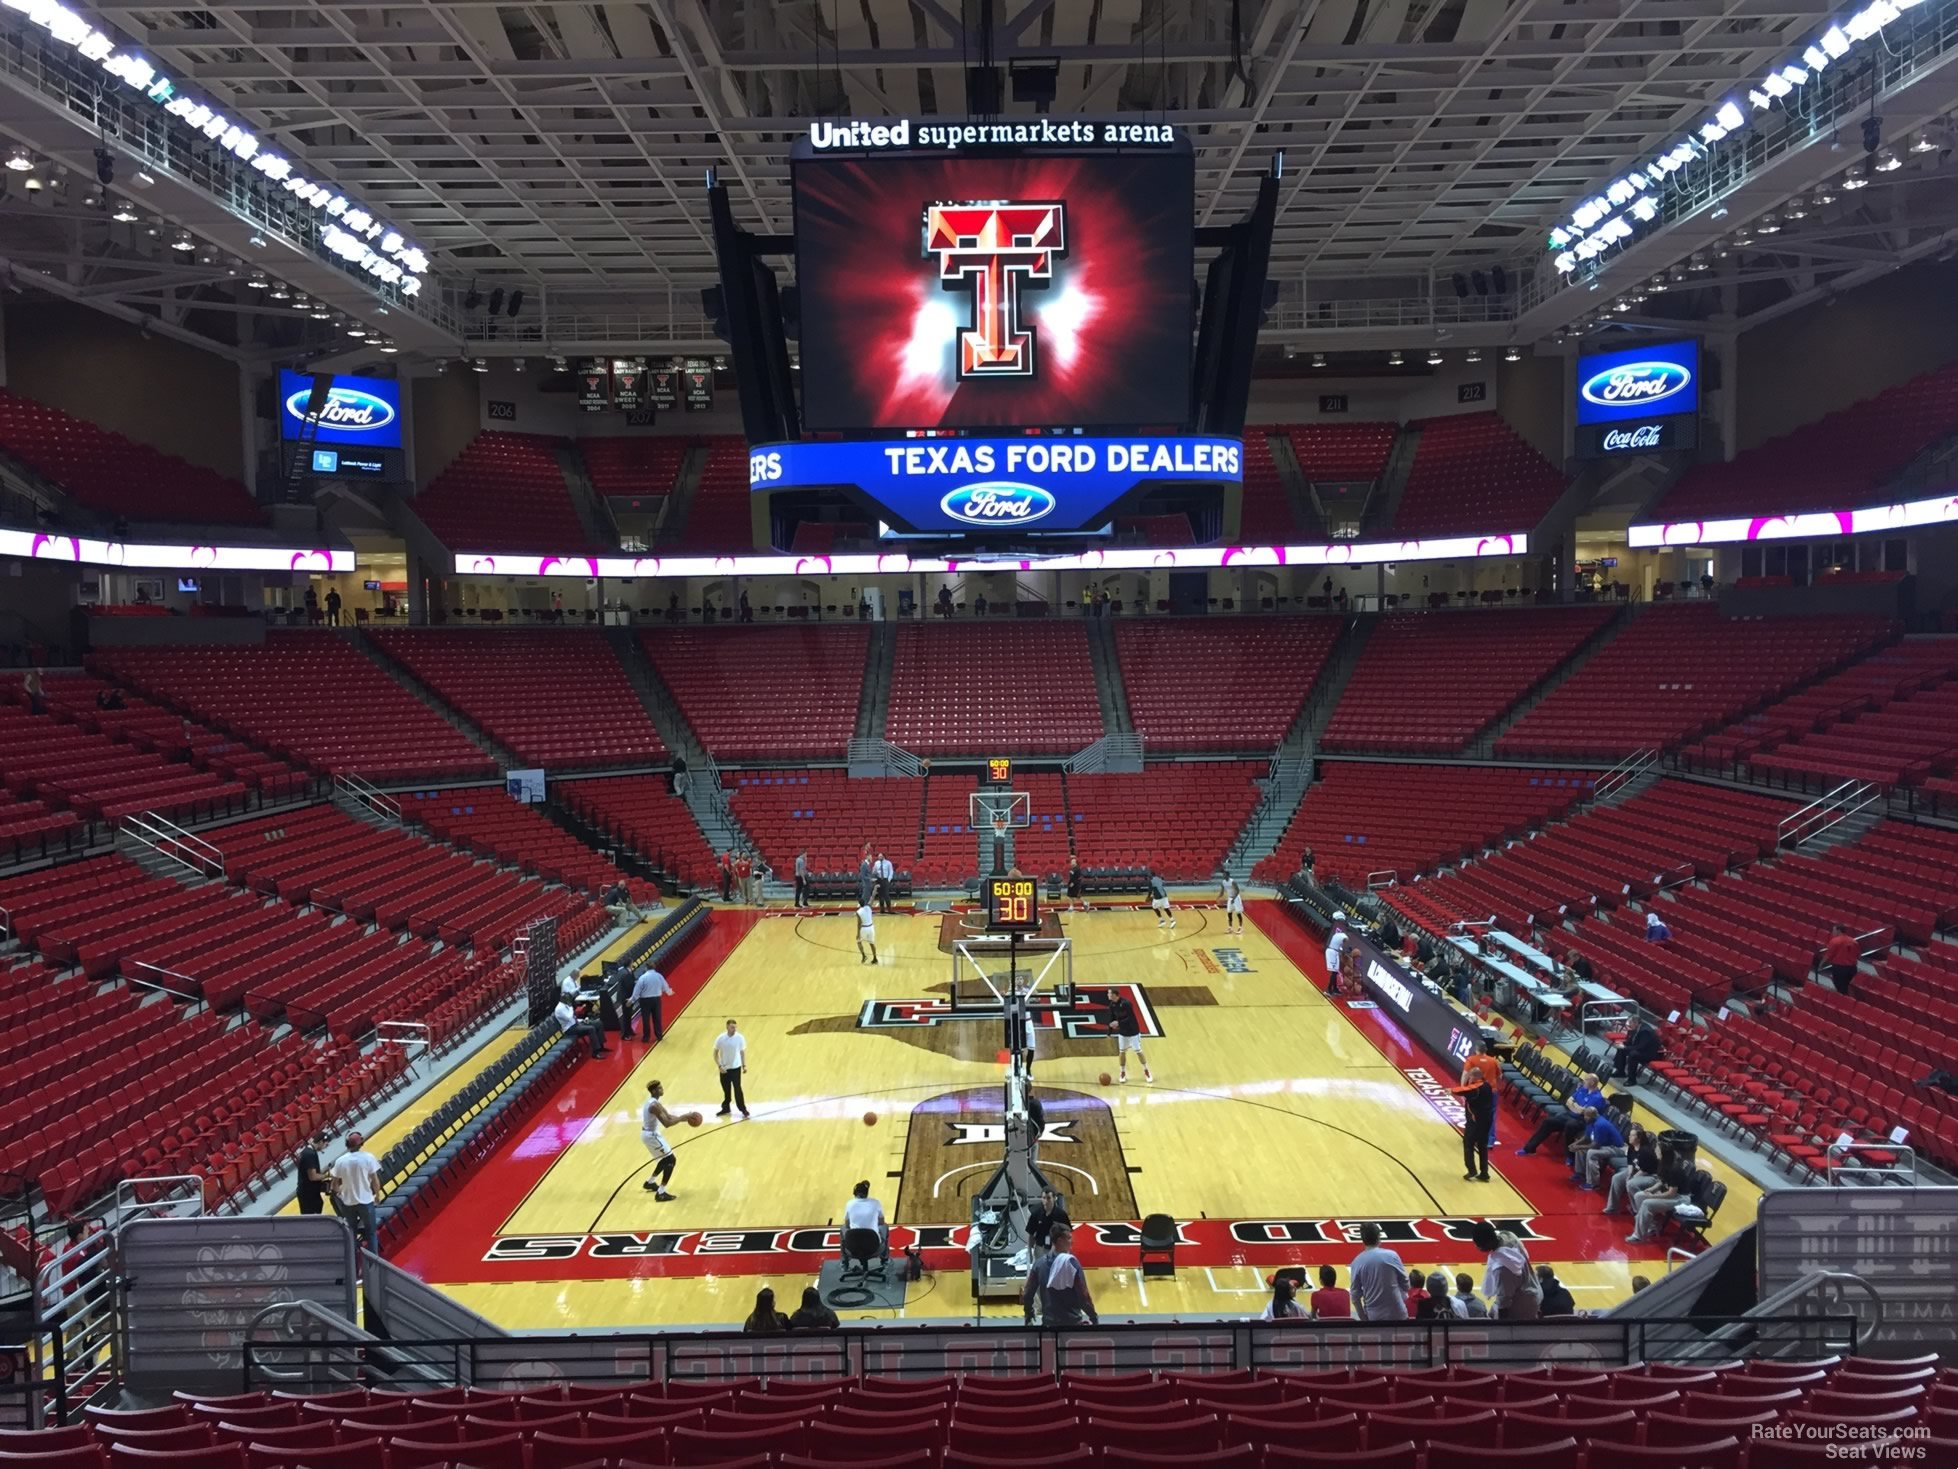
[453,531,1531,580]
[1629,491,1958,547]
[2,0,430,295]
[748,434,1242,534]
[0,529,352,572]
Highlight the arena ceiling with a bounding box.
[3,0,1958,364]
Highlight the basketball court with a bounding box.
[386,897,1753,1330]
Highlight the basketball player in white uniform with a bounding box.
[1220,873,1245,935]
[640,1079,691,1201]
[1325,912,1350,996]
[855,899,878,964]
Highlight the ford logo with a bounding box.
[1581,360,1692,409]
[284,386,397,434]
[940,481,1056,526]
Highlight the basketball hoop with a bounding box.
[990,811,1012,841]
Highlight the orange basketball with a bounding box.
[863,1110,878,1126]
[686,1112,703,1127]
[1099,1072,1113,1086]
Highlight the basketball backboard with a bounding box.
[968,788,1031,833]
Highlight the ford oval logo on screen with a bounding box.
[1581,361,1692,410]
[940,482,1056,526]
[284,386,396,434]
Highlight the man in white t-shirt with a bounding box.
[1325,912,1350,996]
[873,853,895,913]
[713,1019,750,1118]
[329,1132,382,1253]
[555,995,607,1057]
[628,964,672,1042]
[639,1079,693,1201]
[855,901,878,964]
[841,1179,889,1263]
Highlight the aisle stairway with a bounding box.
[1085,617,1134,736]
[1225,616,1374,874]
[350,631,518,773]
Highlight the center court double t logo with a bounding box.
[924,202,1066,379]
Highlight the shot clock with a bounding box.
[984,875,1040,933]
[987,757,1014,786]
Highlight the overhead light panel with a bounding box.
[1912,131,1938,154]
[269,281,291,300]
[5,145,32,173]
[1875,147,1902,172]
[1387,350,1404,366]
[247,270,269,289]
[1503,347,1522,362]
[346,324,367,337]
[170,228,194,252]
[377,340,398,354]
[1755,213,1781,233]
[1425,348,1444,366]
[1842,166,1869,190]
[309,304,331,320]
[110,202,138,223]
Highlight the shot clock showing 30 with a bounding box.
[985,877,1041,933]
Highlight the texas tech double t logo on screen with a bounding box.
[924,201,1066,380]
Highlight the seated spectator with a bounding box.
[1414,1270,1454,1320]
[1309,1262,1351,1319]
[743,1286,791,1333]
[788,1285,839,1331]
[1615,1020,1663,1085]
[1575,1106,1631,1189]
[1644,908,1671,943]
[1536,1265,1576,1316]
[1451,1272,1489,1318]
[1515,1071,1606,1156]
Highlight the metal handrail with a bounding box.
[1777,779,1880,849]
[335,772,402,822]
[119,810,224,877]
[1592,748,1658,803]
[114,1175,208,1219]
[1682,1270,1882,1364]
[1062,733,1143,774]
[1824,1139,1917,1188]
[378,1020,432,1057]
[846,737,923,778]
[1365,870,1398,890]
[124,961,204,1011]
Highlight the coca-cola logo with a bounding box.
[1602,424,1664,452]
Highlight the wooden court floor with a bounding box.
[389,901,1752,1330]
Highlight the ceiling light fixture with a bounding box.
[513,357,525,373]
[1842,166,1870,190]
[1875,147,1902,172]
[1425,348,1444,366]
[1786,195,1810,219]
[346,324,367,337]
[247,270,268,289]
[5,146,31,172]
[1311,352,1327,368]
[1756,213,1781,233]
[1387,350,1404,366]
[1465,348,1483,363]
[309,305,331,320]
[110,202,138,223]
[1912,131,1938,153]
[269,282,291,300]
[22,172,43,193]
[472,357,489,373]
[1503,347,1522,362]
[377,340,398,354]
